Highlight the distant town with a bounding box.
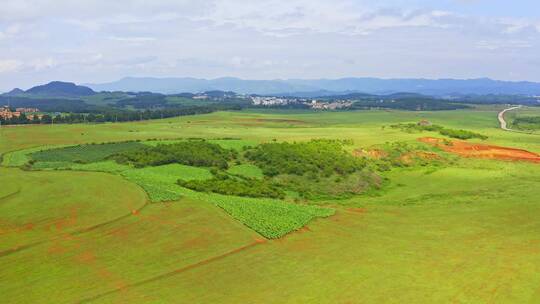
[251,96,353,110]
[0,106,42,121]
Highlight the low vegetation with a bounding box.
[391,123,488,140]
[209,194,335,239]
[513,116,540,130]
[121,165,333,238]
[227,164,264,179]
[356,141,450,172]
[30,142,145,163]
[245,139,364,177]
[113,140,237,168]
[274,171,381,200]
[178,172,285,199]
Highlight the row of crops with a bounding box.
[30,142,146,163]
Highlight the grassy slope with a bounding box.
[98,160,540,304]
[1,108,540,303]
[0,168,147,252]
[1,108,538,156]
[0,199,259,303]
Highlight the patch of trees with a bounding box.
[113,141,236,168]
[178,172,285,199]
[352,98,469,111]
[0,96,101,113]
[513,116,540,130]
[244,139,365,177]
[0,105,239,125]
[391,123,488,140]
[115,93,167,108]
[274,171,380,200]
[453,94,539,105]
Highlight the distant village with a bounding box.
[0,106,42,121]
[250,96,353,110]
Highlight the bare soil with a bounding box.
[419,137,540,163]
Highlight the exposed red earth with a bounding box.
[419,137,540,163]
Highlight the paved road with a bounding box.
[498,105,522,131]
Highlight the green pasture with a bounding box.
[1,108,540,303]
[0,168,147,252]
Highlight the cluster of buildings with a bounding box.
[310,100,353,110]
[251,96,291,106]
[251,96,353,110]
[192,92,245,101]
[0,106,42,120]
[0,106,21,119]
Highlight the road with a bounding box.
[498,105,522,131]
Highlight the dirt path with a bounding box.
[498,106,522,131]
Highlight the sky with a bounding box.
[0,0,540,91]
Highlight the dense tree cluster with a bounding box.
[115,93,167,108]
[178,173,285,199]
[113,141,236,168]
[245,139,365,177]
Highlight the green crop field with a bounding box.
[1,107,540,303]
[30,141,146,163]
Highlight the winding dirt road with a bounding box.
[498,105,522,131]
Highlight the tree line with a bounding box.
[0,105,240,125]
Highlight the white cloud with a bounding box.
[0,0,540,89]
[0,60,23,73]
[30,58,56,71]
[108,36,157,43]
[476,40,533,50]
[195,1,458,36]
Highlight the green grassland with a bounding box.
[1,107,540,303]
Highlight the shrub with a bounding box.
[114,141,236,169]
[245,140,365,177]
[391,123,487,140]
[178,174,285,199]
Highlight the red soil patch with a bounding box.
[419,137,540,163]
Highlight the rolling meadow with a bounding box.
[1,107,540,303]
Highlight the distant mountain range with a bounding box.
[3,78,540,98]
[85,77,540,96]
[5,81,96,97]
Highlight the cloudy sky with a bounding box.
[1,0,539,91]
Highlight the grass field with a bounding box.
[1,107,540,303]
